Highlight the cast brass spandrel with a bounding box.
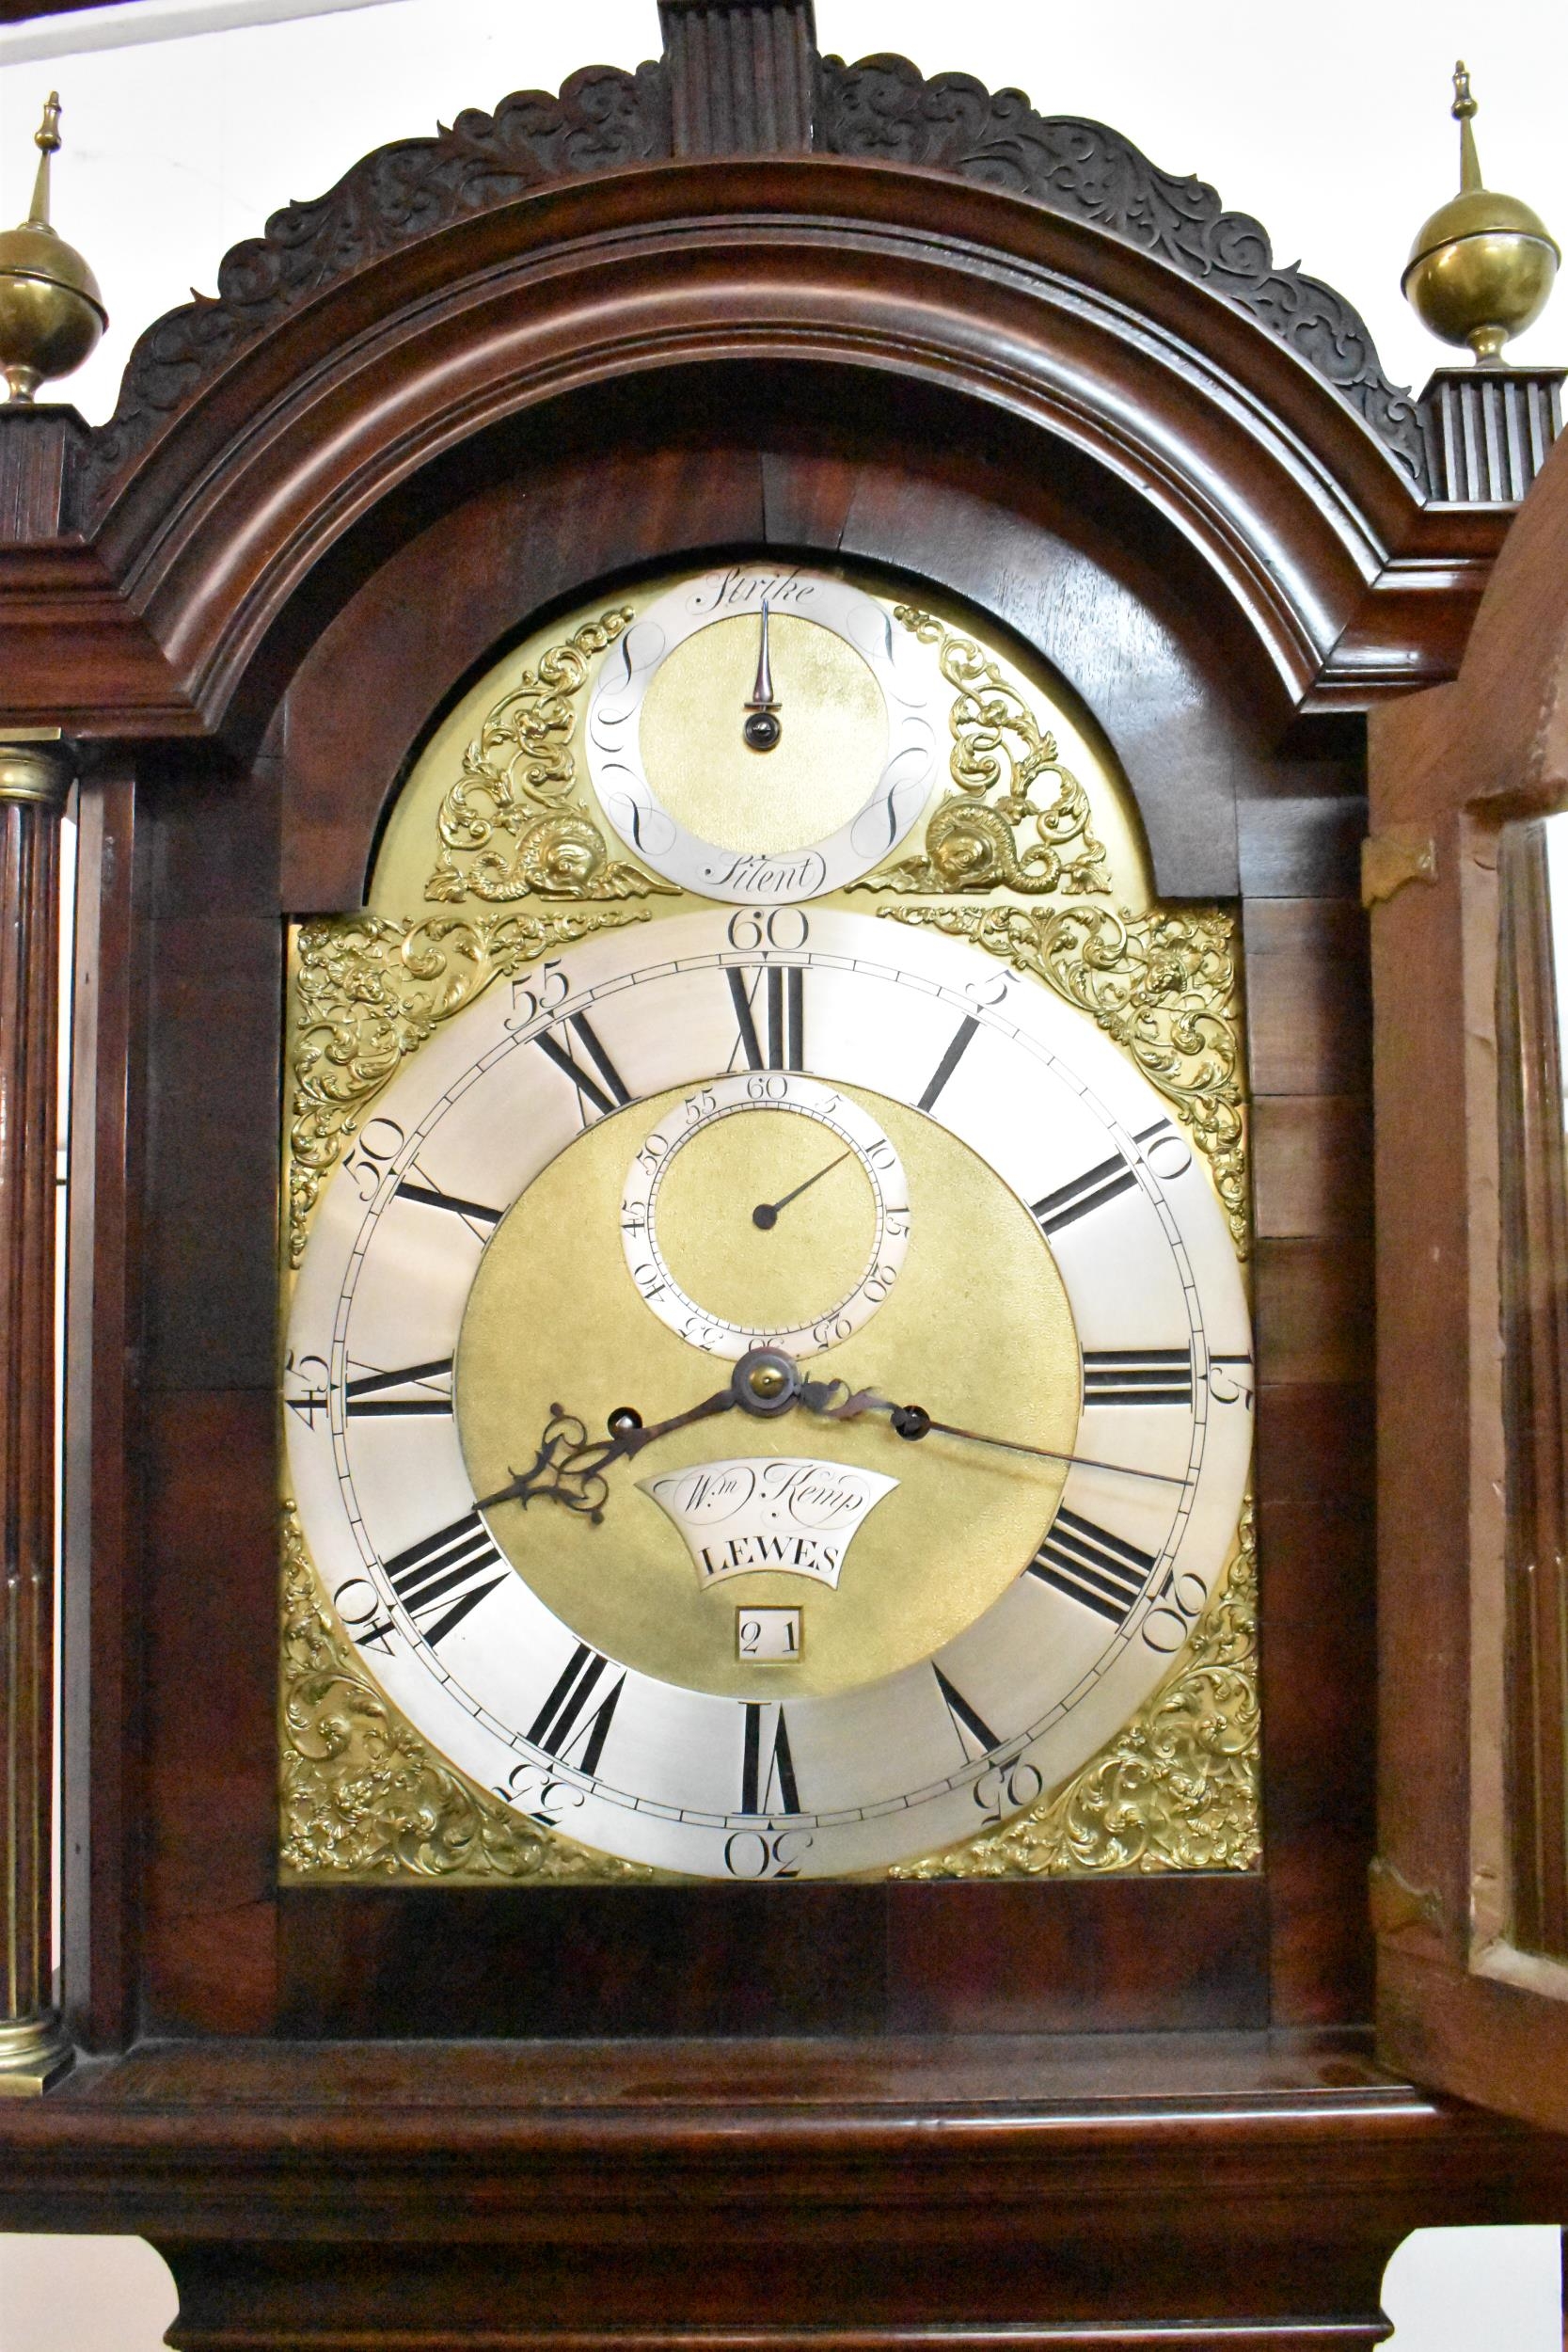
[279,1504,657,1884]
[882,898,1249,1259]
[890,1500,1259,1879]
[847,610,1113,899]
[284,903,650,1266]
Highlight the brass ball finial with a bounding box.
[0,92,107,405]
[1402,62,1559,365]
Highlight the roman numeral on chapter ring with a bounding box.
[1028,1509,1157,1625]
[932,1662,1001,1760]
[397,1182,502,1231]
[379,1509,508,1647]
[344,1359,454,1417]
[917,1014,979,1112]
[526,1643,626,1776]
[728,966,803,1071]
[1030,1150,1137,1235]
[740,1703,800,1815]
[1031,1118,1181,1238]
[535,1013,632,1120]
[1082,1349,1194,1408]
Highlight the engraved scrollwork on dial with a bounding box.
[424,611,679,906]
[849,611,1113,898]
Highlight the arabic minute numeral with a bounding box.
[342,1116,406,1203]
[1136,1117,1193,1181]
[973,1756,1044,1824]
[1207,1355,1255,1408]
[1141,1565,1209,1655]
[725,908,810,953]
[493,1759,588,1829]
[284,1348,331,1427]
[332,1575,398,1655]
[722,1827,814,1880]
[504,958,569,1033]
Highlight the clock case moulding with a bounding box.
[3,0,1568,2344]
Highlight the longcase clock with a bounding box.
[1,2,1567,2344]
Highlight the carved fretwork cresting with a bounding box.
[76,40,1429,511]
[816,54,1428,489]
[424,611,678,906]
[82,64,672,500]
[891,1502,1259,1877]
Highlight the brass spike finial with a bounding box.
[28,94,62,229]
[1402,61,1559,365]
[0,91,106,404]
[1451,61,1481,194]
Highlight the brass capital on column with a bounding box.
[0,730,72,809]
[0,727,75,2095]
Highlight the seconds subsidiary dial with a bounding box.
[621,1072,910,1359]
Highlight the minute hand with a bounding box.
[811,1389,1188,1489]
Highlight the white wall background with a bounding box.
[1,0,1565,2345]
[2,0,1567,425]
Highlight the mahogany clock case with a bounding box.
[5,17,1568,2337]
[55,361,1370,2050]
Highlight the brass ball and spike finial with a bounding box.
[1402,61,1559,364]
[0,92,107,404]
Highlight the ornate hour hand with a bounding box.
[742,596,782,752]
[806,1387,1189,1488]
[475,1349,833,1524]
[475,1385,738,1523]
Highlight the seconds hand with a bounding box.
[752,1146,854,1231]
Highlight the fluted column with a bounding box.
[0,733,73,2094]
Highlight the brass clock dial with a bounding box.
[284,558,1253,1883]
[285,899,1252,1878]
